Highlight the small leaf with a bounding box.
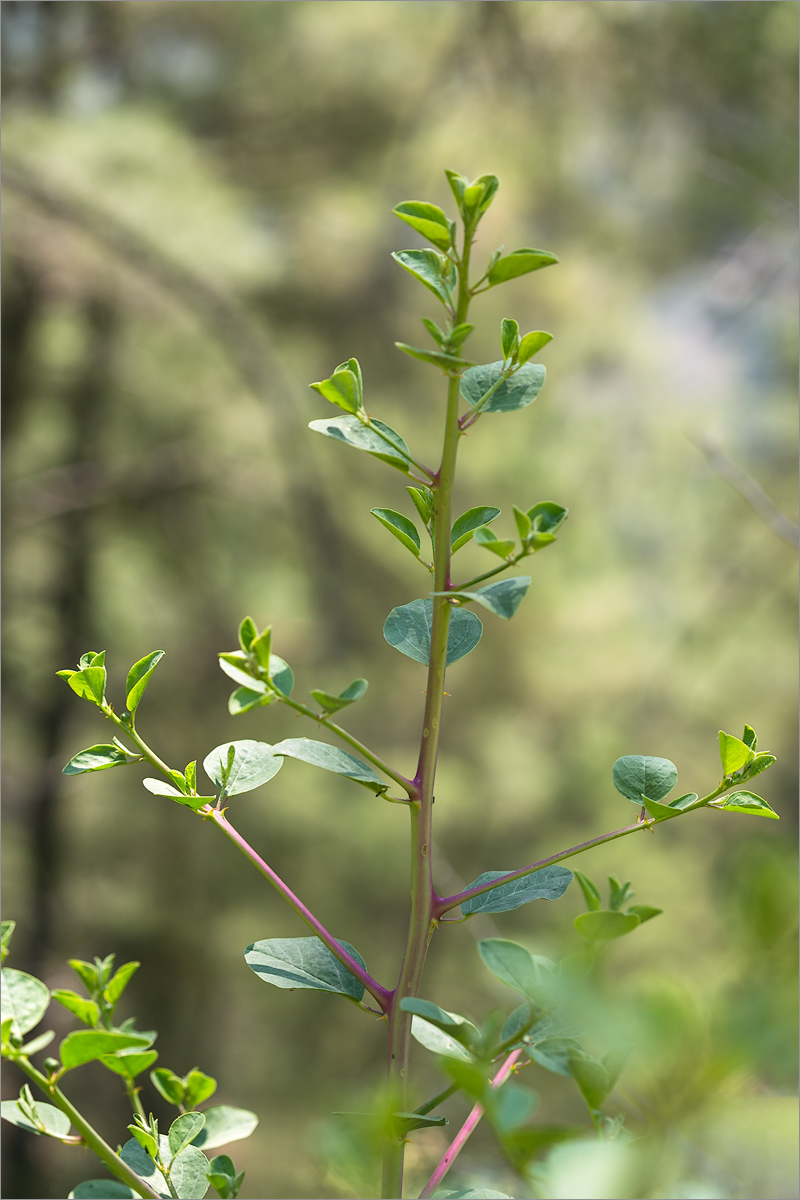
[572,870,601,912]
[740,753,777,782]
[407,485,435,527]
[1,1098,71,1138]
[573,911,640,943]
[309,414,412,473]
[309,678,368,714]
[489,1081,537,1134]
[63,744,133,776]
[719,730,754,776]
[202,741,283,796]
[395,343,473,370]
[68,1183,138,1199]
[527,500,568,537]
[184,1069,217,1110]
[712,790,779,819]
[742,724,758,751]
[393,201,453,251]
[269,654,294,697]
[51,989,100,1027]
[104,961,140,1007]
[151,1068,185,1106]
[1,921,15,965]
[371,508,422,558]
[119,1137,169,1195]
[451,506,501,553]
[641,796,681,822]
[237,617,257,653]
[169,1111,206,1159]
[410,1016,475,1062]
[422,317,445,346]
[449,577,531,620]
[67,666,106,707]
[19,1029,55,1056]
[448,323,475,350]
[477,940,553,999]
[461,865,573,915]
[142,780,211,811]
[228,687,270,716]
[517,331,553,365]
[1,968,50,1037]
[473,526,516,558]
[190,1105,258,1150]
[399,998,480,1049]
[391,248,457,307]
[486,248,559,286]
[309,365,363,415]
[250,627,272,670]
[383,599,482,666]
[527,1037,584,1078]
[390,1112,449,1135]
[60,1030,152,1071]
[244,937,367,1002]
[512,506,532,541]
[271,738,387,794]
[501,317,520,359]
[627,905,662,925]
[99,1049,158,1080]
[611,755,678,803]
[125,651,165,715]
[667,792,698,810]
[461,361,546,415]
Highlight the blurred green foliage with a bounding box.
[1,3,797,1197]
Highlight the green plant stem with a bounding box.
[434,782,733,916]
[125,1076,147,1122]
[106,711,175,779]
[381,227,474,1200]
[276,694,417,797]
[10,1055,161,1199]
[413,1081,459,1117]
[452,552,526,591]
[206,806,391,1011]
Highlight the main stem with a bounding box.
[381,231,473,1200]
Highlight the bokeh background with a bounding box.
[2,3,797,1198]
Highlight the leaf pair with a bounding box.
[383,598,482,666]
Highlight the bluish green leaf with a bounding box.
[371,508,422,558]
[169,1112,206,1159]
[310,678,368,714]
[99,1048,158,1080]
[517,330,553,365]
[393,201,453,251]
[120,1137,169,1195]
[66,666,106,707]
[395,343,473,370]
[309,414,412,473]
[202,741,283,796]
[451,506,501,552]
[527,1037,584,1077]
[62,744,132,776]
[573,911,640,943]
[391,249,456,307]
[477,940,553,999]
[461,865,572,915]
[461,361,546,415]
[269,654,294,697]
[449,577,531,620]
[490,1082,537,1134]
[51,989,99,1027]
[410,1017,475,1062]
[400,998,479,1049]
[383,599,482,666]
[125,651,165,714]
[228,686,270,716]
[1,968,49,1037]
[190,1106,258,1151]
[60,1030,152,1071]
[1,1098,71,1138]
[740,753,777,782]
[68,1182,139,1199]
[486,248,559,286]
[641,796,681,822]
[121,1135,210,1198]
[611,755,678,803]
[271,737,387,794]
[712,790,779,819]
[244,937,366,1002]
[527,500,568,534]
[719,731,754,776]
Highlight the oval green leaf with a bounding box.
[62,744,132,776]
[461,865,573,916]
[99,1049,158,1080]
[309,678,368,714]
[1,968,50,1037]
[190,1104,258,1150]
[718,730,754,775]
[393,201,453,251]
[573,911,641,943]
[517,330,553,365]
[713,790,779,819]
[68,1183,139,1199]
[611,755,678,803]
[449,577,531,621]
[383,599,482,666]
[125,651,165,715]
[244,936,367,1002]
[1,1098,71,1138]
[308,414,412,473]
[169,1111,206,1159]
[451,506,501,552]
[395,343,473,370]
[486,248,559,286]
[477,939,553,998]
[410,1017,475,1063]
[371,508,421,558]
[202,740,283,796]
[461,361,546,415]
[391,249,456,307]
[270,737,387,794]
[60,1030,152,1071]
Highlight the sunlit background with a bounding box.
[2,3,797,1198]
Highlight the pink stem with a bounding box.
[418,1050,523,1199]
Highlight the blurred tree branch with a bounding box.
[692,432,799,549]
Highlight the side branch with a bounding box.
[207,808,392,1011]
[434,787,726,917]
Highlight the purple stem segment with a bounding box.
[417,1050,523,1200]
[207,806,392,1011]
